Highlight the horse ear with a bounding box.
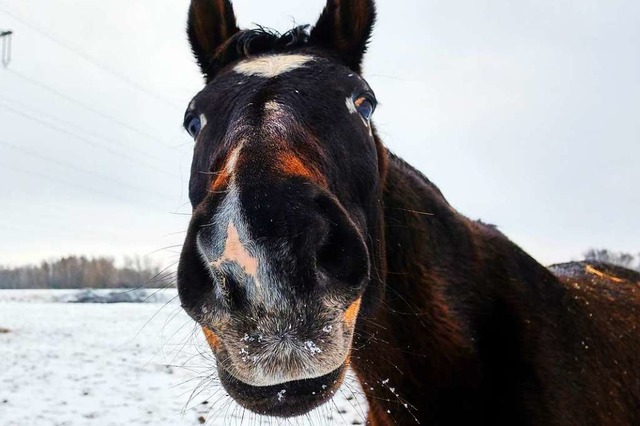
[310,0,376,73]
[187,0,240,80]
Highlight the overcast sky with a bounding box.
[0,0,638,268]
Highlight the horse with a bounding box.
[176,0,640,424]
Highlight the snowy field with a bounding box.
[0,290,367,426]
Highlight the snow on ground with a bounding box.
[0,290,368,426]
[0,288,177,304]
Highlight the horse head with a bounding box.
[177,0,386,417]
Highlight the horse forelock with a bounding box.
[206,25,312,79]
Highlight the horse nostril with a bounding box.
[314,194,369,287]
[212,267,249,309]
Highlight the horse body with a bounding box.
[177,1,640,424]
[358,154,640,424]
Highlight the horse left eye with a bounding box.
[185,114,202,138]
[355,97,376,121]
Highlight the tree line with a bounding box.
[0,249,637,289]
[0,256,174,289]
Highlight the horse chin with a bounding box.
[217,361,348,417]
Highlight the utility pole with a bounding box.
[1,29,12,68]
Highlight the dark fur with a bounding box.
[354,155,640,425]
[187,0,374,81]
[178,1,640,424]
[195,25,311,81]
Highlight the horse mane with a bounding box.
[385,151,505,235]
[385,150,450,202]
[206,25,311,76]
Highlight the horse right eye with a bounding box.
[185,114,202,138]
[354,95,376,121]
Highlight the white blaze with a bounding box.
[233,54,314,78]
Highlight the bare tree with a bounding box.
[0,256,173,289]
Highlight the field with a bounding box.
[0,290,367,426]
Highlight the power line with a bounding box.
[0,95,180,179]
[0,3,182,111]
[0,157,168,210]
[0,102,180,180]
[0,139,169,200]
[0,222,110,244]
[0,198,126,242]
[5,67,179,149]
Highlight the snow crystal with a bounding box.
[239,347,249,362]
[304,340,322,355]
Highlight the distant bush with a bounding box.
[584,248,640,271]
[0,256,174,289]
[68,288,170,303]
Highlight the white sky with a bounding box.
[0,0,638,268]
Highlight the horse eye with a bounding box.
[354,96,376,121]
[185,114,202,138]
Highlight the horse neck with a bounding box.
[351,152,558,423]
[355,152,480,376]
